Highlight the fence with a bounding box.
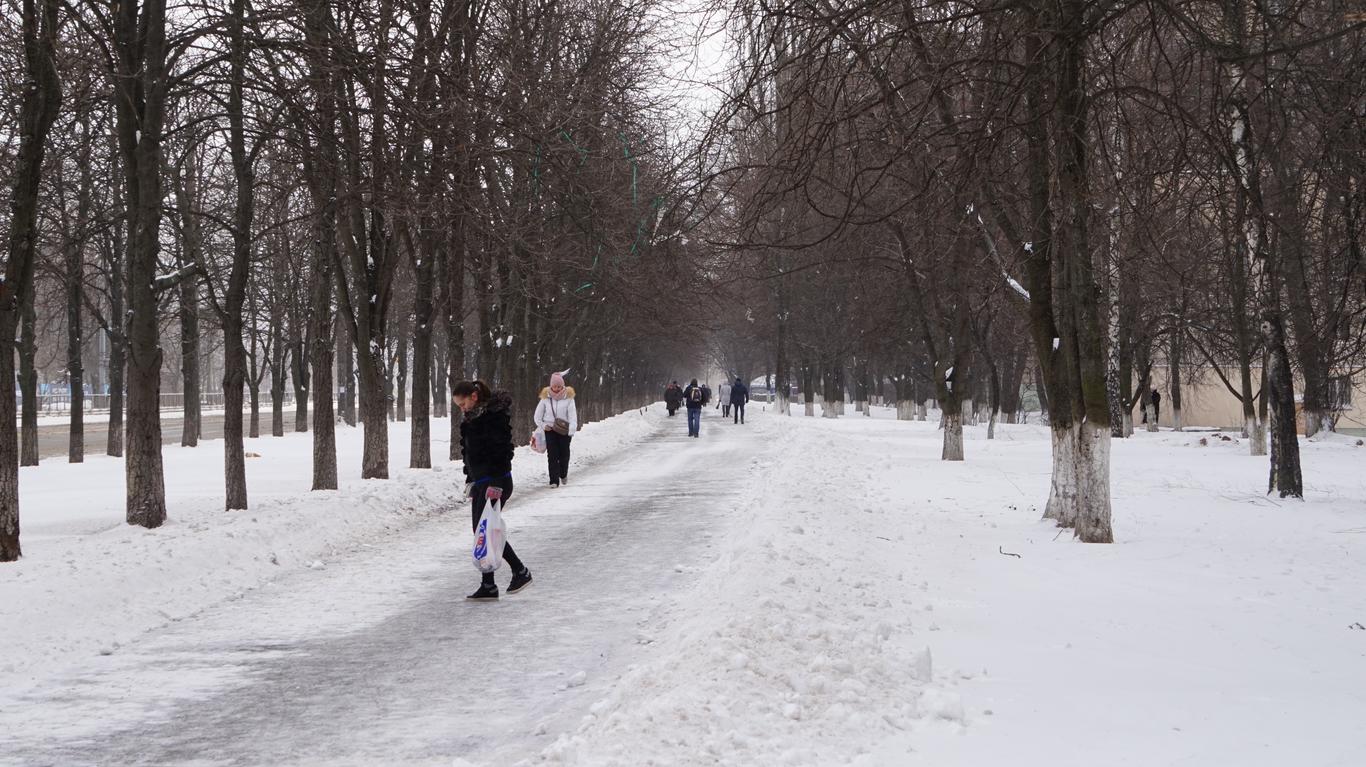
[27,391,297,416]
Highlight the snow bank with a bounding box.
[535,403,1366,766]
[534,411,952,765]
[0,405,660,689]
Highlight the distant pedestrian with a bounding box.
[1151,388,1162,424]
[664,381,682,416]
[683,378,705,437]
[534,371,577,488]
[453,380,532,601]
[730,377,749,424]
[718,380,732,418]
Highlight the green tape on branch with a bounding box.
[574,282,594,293]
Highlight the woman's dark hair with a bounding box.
[452,379,492,401]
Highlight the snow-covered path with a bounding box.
[1,413,754,766]
[6,402,1364,766]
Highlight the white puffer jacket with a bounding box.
[534,387,578,436]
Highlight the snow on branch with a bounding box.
[152,263,198,292]
[1005,272,1030,300]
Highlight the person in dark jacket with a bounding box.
[664,381,683,416]
[682,378,705,437]
[453,379,532,601]
[1151,388,1162,425]
[730,376,750,424]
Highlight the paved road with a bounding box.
[0,414,757,766]
[34,412,303,460]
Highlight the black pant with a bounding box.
[733,401,745,424]
[471,476,525,585]
[546,431,572,484]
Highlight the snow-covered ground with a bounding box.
[2,402,1363,765]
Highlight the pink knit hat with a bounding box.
[549,372,565,390]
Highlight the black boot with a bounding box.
[466,582,499,600]
[508,568,533,594]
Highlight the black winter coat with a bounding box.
[460,391,515,485]
[730,382,749,405]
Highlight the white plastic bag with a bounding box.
[530,428,547,454]
[472,498,506,573]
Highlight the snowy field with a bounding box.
[2,402,1364,765]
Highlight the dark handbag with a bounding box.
[550,399,570,435]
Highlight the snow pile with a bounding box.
[533,413,954,765]
[0,405,660,689]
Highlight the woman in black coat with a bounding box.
[453,379,533,600]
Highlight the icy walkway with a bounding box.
[0,414,753,766]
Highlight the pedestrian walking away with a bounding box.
[730,376,749,424]
[664,381,682,417]
[683,378,705,437]
[1151,388,1162,425]
[718,380,732,418]
[453,379,533,601]
[535,371,578,488]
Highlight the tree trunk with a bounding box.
[1263,319,1302,496]
[107,329,126,458]
[396,334,408,422]
[20,286,39,466]
[338,317,355,426]
[1074,420,1114,542]
[115,0,172,529]
[357,343,390,479]
[307,194,337,489]
[941,410,964,461]
[409,222,436,467]
[270,334,286,438]
[179,290,201,448]
[292,333,309,432]
[223,319,249,509]
[67,227,85,464]
[431,333,447,419]
[802,363,815,417]
[1043,422,1079,524]
[0,0,61,559]
[249,378,262,439]
[1229,60,1301,496]
[1169,329,1184,432]
[774,298,790,416]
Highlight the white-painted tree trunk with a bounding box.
[1073,420,1114,543]
[987,410,997,440]
[942,411,964,461]
[1043,423,1079,526]
[1172,407,1182,432]
[1304,410,1330,439]
[962,398,975,426]
[917,401,927,421]
[776,392,790,416]
[804,400,815,417]
[824,396,844,418]
[1249,416,1267,456]
[1122,410,1133,437]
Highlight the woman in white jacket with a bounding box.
[534,371,578,487]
